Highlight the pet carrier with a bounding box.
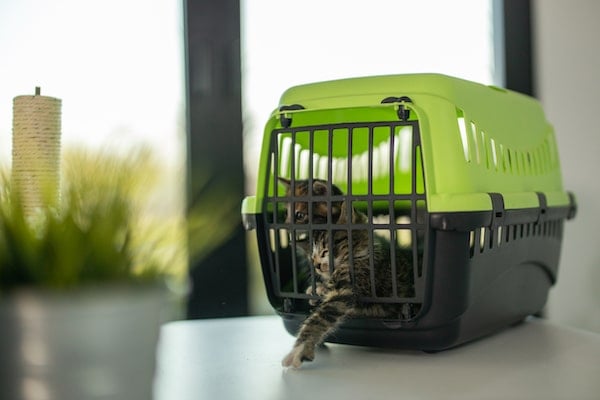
[242,73,576,351]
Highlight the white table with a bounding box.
[153,315,600,400]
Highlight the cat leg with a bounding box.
[306,281,325,306]
[282,288,354,368]
[282,342,314,368]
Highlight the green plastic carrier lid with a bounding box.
[244,73,571,215]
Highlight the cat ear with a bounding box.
[313,180,344,196]
[330,183,343,196]
[312,180,328,196]
[337,201,353,224]
[278,177,291,187]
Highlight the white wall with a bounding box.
[534,0,600,333]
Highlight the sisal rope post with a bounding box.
[12,87,62,216]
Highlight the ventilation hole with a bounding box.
[497,226,503,247]
[479,227,486,253]
[471,121,481,164]
[457,116,470,162]
[469,230,475,257]
[490,137,498,170]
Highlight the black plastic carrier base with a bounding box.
[254,197,574,351]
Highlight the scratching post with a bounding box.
[11,87,62,215]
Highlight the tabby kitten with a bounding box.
[278,177,344,296]
[281,201,414,368]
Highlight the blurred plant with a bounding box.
[0,146,179,292]
[0,145,244,295]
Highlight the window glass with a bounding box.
[0,0,187,279]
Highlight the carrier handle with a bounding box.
[381,96,413,121]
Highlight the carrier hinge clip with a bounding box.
[278,104,305,128]
[381,96,413,121]
[535,192,548,224]
[488,193,505,229]
[567,191,577,220]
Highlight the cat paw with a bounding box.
[306,283,325,306]
[306,289,319,306]
[315,283,326,296]
[281,343,315,368]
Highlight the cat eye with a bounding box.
[294,211,306,221]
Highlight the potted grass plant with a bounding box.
[0,147,185,400]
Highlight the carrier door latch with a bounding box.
[278,104,305,128]
[381,96,413,121]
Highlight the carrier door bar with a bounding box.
[290,130,298,294]
[367,125,377,297]
[308,124,316,297]
[347,127,356,288]
[270,133,283,296]
[388,124,398,298]
[327,127,335,277]
[411,125,421,298]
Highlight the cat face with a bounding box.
[311,237,331,277]
[278,178,343,225]
[310,201,368,279]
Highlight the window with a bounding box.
[0,0,187,278]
